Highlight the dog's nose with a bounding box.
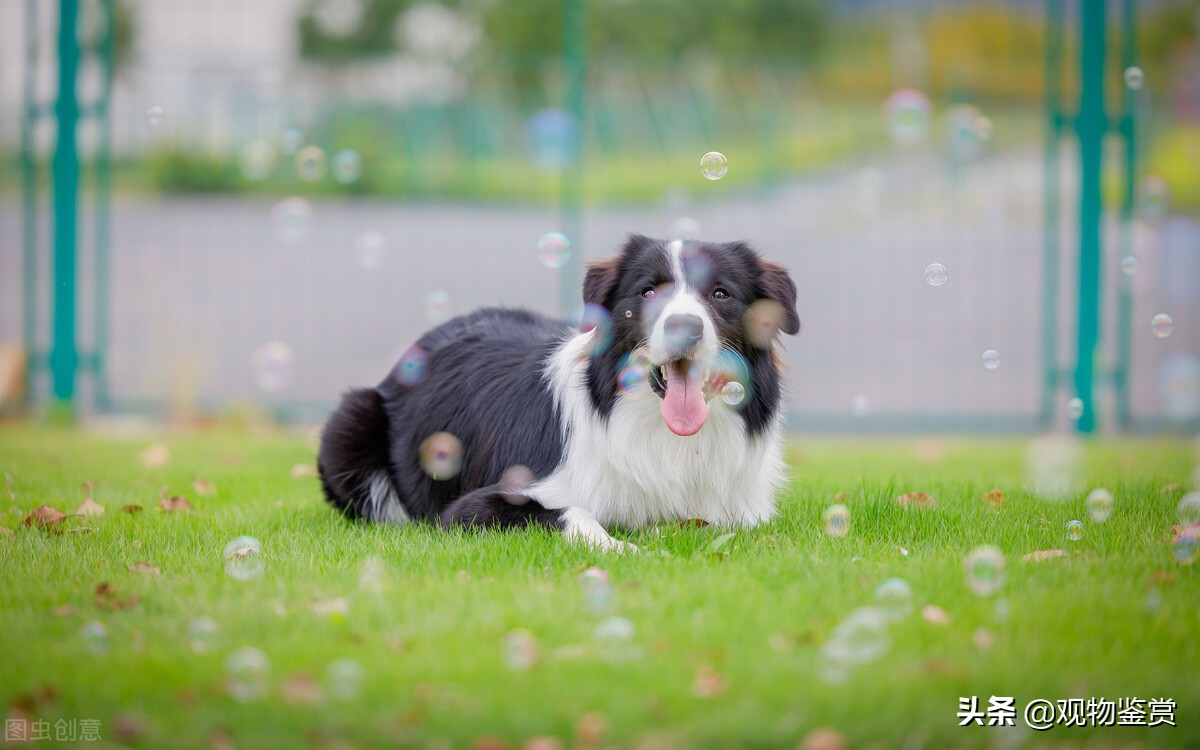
[663,314,703,355]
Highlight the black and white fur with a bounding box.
[318,234,799,551]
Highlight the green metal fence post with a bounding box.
[51,0,81,415]
[94,0,115,411]
[1073,0,1106,435]
[1115,0,1138,431]
[21,0,40,406]
[1039,0,1064,430]
[559,0,586,318]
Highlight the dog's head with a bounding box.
[581,234,799,436]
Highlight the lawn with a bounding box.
[0,426,1196,749]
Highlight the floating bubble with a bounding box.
[251,341,294,394]
[225,647,270,702]
[1179,492,1200,524]
[822,606,889,667]
[223,536,265,581]
[944,104,986,161]
[80,620,108,654]
[823,503,850,537]
[1086,488,1114,523]
[874,578,913,622]
[681,243,716,291]
[1138,176,1170,220]
[1066,397,1085,421]
[617,364,647,396]
[537,232,571,269]
[498,465,535,505]
[593,616,638,661]
[580,304,613,356]
[1120,255,1139,276]
[668,216,701,241]
[850,395,869,418]
[332,149,362,184]
[393,344,429,387]
[418,432,462,480]
[145,105,164,127]
[721,381,745,407]
[1151,313,1174,338]
[982,349,1000,370]
[700,151,728,180]
[502,629,539,671]
[1025,436,1082,500]
[326,657,364,701]
[525,108,579,172]
[239,139,276,181]
[744,299,785,349]
[1123,66,1144,90]
[357,556,389,595]
[579,567,613,616]
[883,88,931,145]
[354,230,386,270]
[964,545,1005,596]
[188,617,219,653]
[425,290,451,324]
[972,116,993,142]
[270,197,313,244]
[1144,588,1164,614]
[1065,520,1084,541]
[294,145,327,182]
[924,263,947,286]
[281,127,304,155]
[1175,536,1199,564]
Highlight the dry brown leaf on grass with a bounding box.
[574,712,607,750]
[192,478,216,496]
[25,505,67,530]
[799,728,847,750]
[49,604,79,617]
[0,526,13,539]
[1022,549,1069,562]
[121,504,144,514]
[896,492,937,509]
[128,562,161,577]
[137,443,170,468]
[94,582,139,611]
[75,497,105,516]
[692,665,727,698]
[921,604,951,625]
[679,518,709,528]
[281,674,324,705]
[159,496,193,513]
[981,488,1005,506]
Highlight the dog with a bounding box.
[317,234,799,551]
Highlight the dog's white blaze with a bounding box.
[532,333,784,529]
[646,240,718,367]
[365,470,409,524]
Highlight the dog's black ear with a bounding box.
[759,260,800,335]
[583,257,621,308]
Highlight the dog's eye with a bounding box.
[712,288,730,301]
[641,287,657,299]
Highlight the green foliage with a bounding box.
[1,427,1198,748]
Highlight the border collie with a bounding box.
[318,234,799,551]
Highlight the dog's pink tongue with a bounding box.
[661,361,708,436]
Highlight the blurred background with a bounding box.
[1,0,1197,434]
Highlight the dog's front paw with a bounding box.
[562,508,638,554]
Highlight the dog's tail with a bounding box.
[317,388,409,523]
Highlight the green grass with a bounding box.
[1,426,1197,749]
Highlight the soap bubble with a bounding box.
[525,108,579,172]
[537,232,571,269]
[721,381,745,407]
[80,620,108,654]
[617,361,648,396]
[823,504,850,537]
[354,230,386,270]
[964,545,1005,596]
[1123,66,1144,90]
[1086,488,1113,523]
[251,341,294,394]
[418,432,462,480]
[294,145,327,182]
[944,104,986,161]
[711,349,751,410]
[744,299,786,349]
[188,617,219,653]
[924,263,947,286]
[270,197,313,244]
[883,88,930,145]
[580,304,613,356]
[579,567,613,615]
[1066,397,1085,421]
[223,536,265,581]
[326,657,364,701]
[1151,313,1174,338]
[393,344,429,387]
[331,149,362,184]
[425,290,451,324]
[593,616,638,661]
[982,349,1000,370]
[1175,536,1199,564]
[502,629,539,671]
[822,606,889,667]
[1179,492,1200,524]
[668,216,701,241]
[1120,255,1139,276]
[1065,520,1084,541]
[498,465,535,505]
[281,127,304,155]
[1138,176,1169,220]
[700,151,728,180]
[874,578,913,622]
[239,139,276,181]
[225,647,270,702]
[145,105,164,127]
